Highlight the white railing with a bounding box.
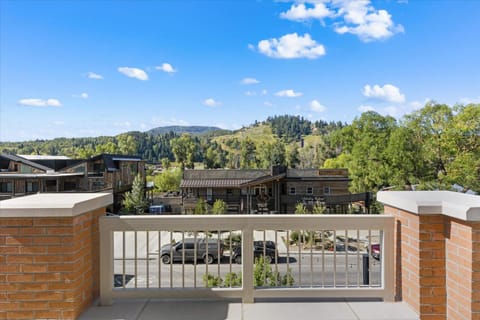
[99,214,394,305]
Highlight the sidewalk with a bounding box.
[79,299,419,320]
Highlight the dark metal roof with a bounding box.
[183,169,270,180]
[180,179,252,188]
[0,154,53,172]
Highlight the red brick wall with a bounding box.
[0,208,104,319]
[386,205,480,320]
[445,218,480,320]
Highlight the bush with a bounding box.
[211,199,227,215]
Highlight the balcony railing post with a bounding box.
[99,216,114,306]
[382,218,395,302]
[242,225,254,303]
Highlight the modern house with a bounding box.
[180,166,357,214]
[0,153,145,211]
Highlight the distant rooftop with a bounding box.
[18,154,71,160]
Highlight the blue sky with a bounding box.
[1,0,479,142]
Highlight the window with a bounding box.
[324,186,331,194]
[207,188,213,200]
[27,182,39,193]
[306,187,313,195]
[226,189,233,195]
[289,187,296,195]
[0,182,13,193]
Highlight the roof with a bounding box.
[0,154,53,172]
[181,168,350,188]
[18,155,71,160]
[181,179,253,188]
[183,169,270,180]
[88,154,144,172]
[0,172,84,179]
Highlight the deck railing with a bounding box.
[99,214,394,305]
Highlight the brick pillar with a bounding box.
[379,191,480,320]
[0,193,112,320]
[445,218,480,320]
[386,206,447,319]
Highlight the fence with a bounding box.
[99,214,394,304]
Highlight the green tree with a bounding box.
[117,134,138,155]
[194,198,208,215]
[161,157,171,169]
[211,199,227,214]
[240,137,256,169]
[153,168,182,192]
[295,203,309,214]
[122,174,147,214]
[170,134,196,170]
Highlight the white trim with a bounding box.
[377,191,480,222]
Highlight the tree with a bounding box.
[170,134,196,170]
[117,134,138,155]
[211,199,227,215]
[295,203,309,214]
[193,198,208,215]
[161,157,171,169]
[153,168,182,192]
[122,174,147,214]
[240,137,256,168]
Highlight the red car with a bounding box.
[368,243,380,260]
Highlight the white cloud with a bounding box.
[280,3,334,21]
[257,33,326,59]
[275,89,303,98]
[241,77,260,85]
[358,105,376,112]
[86,72,103,80]
[155,63,177,73]
[18,98,62,107]
[118,67,149,81]
[277,1,403,42]
[245,91,257,96]
[264,101,274,107]
[333,1,404,42]
[261,89,268,96]
[310,100,326,112]
[362,84,405,103]
[73,92,88,99]
[202,98,222,107]
[458,96,480,104]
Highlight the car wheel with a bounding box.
[264,255,272,264]
[161,255,171,264]
[235,255,242,264]
[204,254,214,264]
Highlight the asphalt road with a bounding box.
[114,252,382,289]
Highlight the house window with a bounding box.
[226,189,233,195]
[207,188,213,200]
[324,186,331,194]
[0,182,13,193]
[27,182,39,193]
[306,187,313,195]
[289,187,296,195]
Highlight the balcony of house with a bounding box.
[1,191,479,319]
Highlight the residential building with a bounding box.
[180,166,355,214]
[0,153,145,211]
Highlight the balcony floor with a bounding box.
[80,299,419,320]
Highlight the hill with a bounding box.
[147,126,226,136]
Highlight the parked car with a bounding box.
[367,243,381,260]
[160,238,224,264]
[232,241,278,264]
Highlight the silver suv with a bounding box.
[160,238,224,264]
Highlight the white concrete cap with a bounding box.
[377,191,480,221]
[0,192,113,217]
